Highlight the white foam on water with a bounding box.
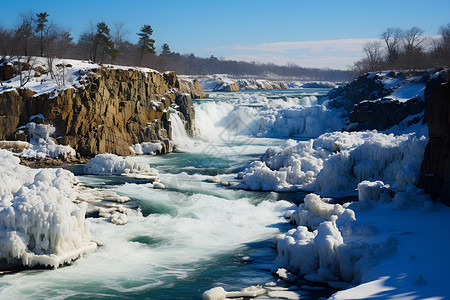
[0,183,291,298]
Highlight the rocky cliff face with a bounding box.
[328,70,444,131]
[0,65,205,157]
[418,70,450,204]
[328,68,450,204]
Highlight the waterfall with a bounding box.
[170,112,192,150]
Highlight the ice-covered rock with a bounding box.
[0,149,96,269]
[237,131,428,197]
[84,153,156,176]
[130,142,163,155]
[202,285,266,300]
[19,122,76,159]
[276,193,397,285]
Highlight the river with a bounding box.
[0,88,339,299]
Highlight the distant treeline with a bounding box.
[0,11,349,81]
[352,25,450,76]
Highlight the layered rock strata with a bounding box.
[0,66,204,157]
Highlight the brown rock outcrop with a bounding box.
[0,66,205,157]
[224,82,240,92]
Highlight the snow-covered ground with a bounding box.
[276,183,450,299]
[0,56,160,97]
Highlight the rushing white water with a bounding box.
[194,90,343,139]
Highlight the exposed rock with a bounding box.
[0,63,18,81]
[225,82,240,92]
[0,66,205,157]
[419,70,450,204]
[347,97,425,131]
[174,93,196,136]
[328,69,443,131]
[328,72,389,113]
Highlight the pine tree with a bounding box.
[161,43,171,56]
[137,25,155,65]
[35,12,49,57]
[93,22,118,63]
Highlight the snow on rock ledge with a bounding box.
[0,150,96,269]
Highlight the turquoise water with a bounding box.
[0,89,338,299]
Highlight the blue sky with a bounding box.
[2,0,449,69]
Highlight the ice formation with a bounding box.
[130,142,163,155]
[276,191,398,285]
[202,286,266,300]
[236,131,427,197]
[0,149,96,269]
[84,153,157,176]
[19,122,76,159]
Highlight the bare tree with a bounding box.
[381,27,402,62]
[431,23,450,67]
[0,26,12,59]
[111,22,128,63]
[403,26,425,53]
[17,56,35,87]
[78,22,95,61]
[363,41,383,71]
[14,15,34,56]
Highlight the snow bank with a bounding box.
[19,122,76,159]
[0,149,96,268]
[237,131,427,197]
[130,142,162,155]
[276,175,449,299]
[84,153,157,175]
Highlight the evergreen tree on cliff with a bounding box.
[137,25,156,66]
[35,12,49,57]
[93,22,118,63]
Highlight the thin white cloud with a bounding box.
[224,54,357,69]
[212,35,441,69]
[208,38,379,53]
